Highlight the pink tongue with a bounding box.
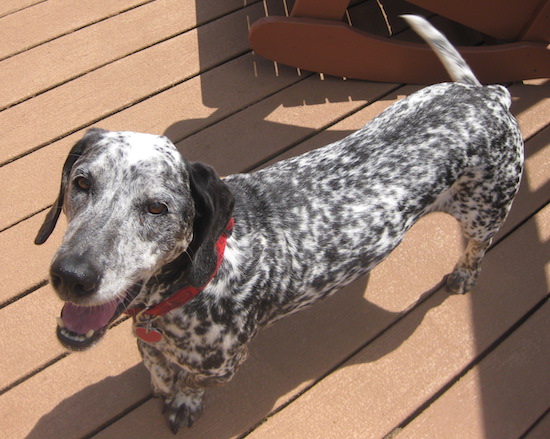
[61,300,119,334]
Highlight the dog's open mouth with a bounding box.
[56,284,142,350]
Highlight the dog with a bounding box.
[35,15,523,433]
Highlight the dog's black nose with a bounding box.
[50,255,101,298]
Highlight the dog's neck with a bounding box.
[126,218,234,317]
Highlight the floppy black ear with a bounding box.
[186,161,235,287]
[34,128,107,245]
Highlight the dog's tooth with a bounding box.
[57,317,66,328]
[85,329,95,339]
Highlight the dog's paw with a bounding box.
[162,390,204,434]
[446,267,479,295]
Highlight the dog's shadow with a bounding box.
[26,274,450,439]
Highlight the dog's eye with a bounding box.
[147,202,168,215]
[75,176,92,191]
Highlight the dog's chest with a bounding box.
[136,310,245,375]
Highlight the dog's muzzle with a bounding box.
[51,255,142,350]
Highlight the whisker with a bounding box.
[183,250,193,265]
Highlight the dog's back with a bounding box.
[224,16,523,307]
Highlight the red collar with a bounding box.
[126,218,234,318]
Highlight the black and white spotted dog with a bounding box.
[36,16,523,433]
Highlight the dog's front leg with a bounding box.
[138,340,205,433]
[162,353,248,433]
[138,340,178,397]
[162,377,205,433]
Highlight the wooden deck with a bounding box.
[1,1,548,438]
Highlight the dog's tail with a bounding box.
[401,15,481,86]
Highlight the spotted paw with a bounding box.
[446,268,478,295]
[162,390,204,434]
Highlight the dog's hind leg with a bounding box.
[437,166,521,295]
[446,238,492,294]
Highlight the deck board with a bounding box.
[1,1,548,438]
[0,0,259,110]
[0,2,266,164]
[0,320,146,439]
[399,301,550,439]
[0,283,66,390]
[524,413,550,439]
[0,213,65,302]
[0,0,43,19]
[0,0,150,60]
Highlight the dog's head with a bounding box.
[36,128,234,350]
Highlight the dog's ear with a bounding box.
[34,128,107,245]
[186,161,235,287]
